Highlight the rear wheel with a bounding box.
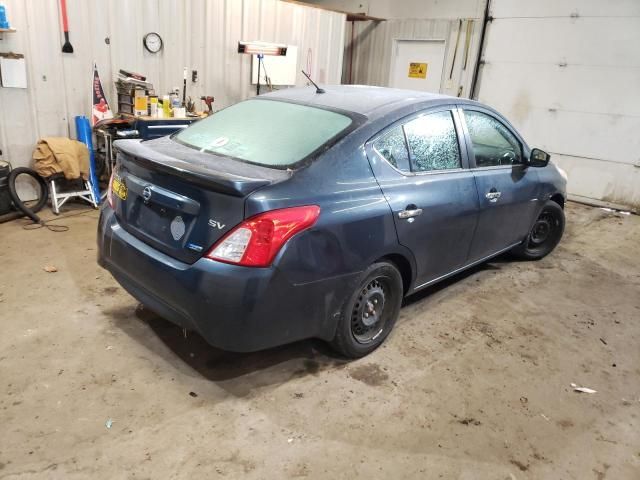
[330,261,403,358]
[512,200,565,260]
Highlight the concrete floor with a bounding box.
[0,202,639,479]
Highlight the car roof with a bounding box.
[262,85,477,119]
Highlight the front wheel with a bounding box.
[512,200,565,260]
[330,261,403,358]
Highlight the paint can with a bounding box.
[134,94,148,116]
[149,96,158,116]
[162,95,171,118]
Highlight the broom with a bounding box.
[60,0,73,53]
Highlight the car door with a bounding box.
[366,107,479,289]
[459,107,540,262]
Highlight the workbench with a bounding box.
[129,116,200,140]
[94,115,201,179]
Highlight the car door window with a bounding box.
[373,126,411,172]
[404,111,461,172]
[464,110,522,167]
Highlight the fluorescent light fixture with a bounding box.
[238,41,287,56]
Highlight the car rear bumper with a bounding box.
[97,207,354,352]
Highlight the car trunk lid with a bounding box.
[112,137,289,264]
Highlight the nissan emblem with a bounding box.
[142,186,152,202]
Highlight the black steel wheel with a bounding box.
[331,261,403,358]
[512,200,565,260]
[530,212,554,246]
[351,278,389,344]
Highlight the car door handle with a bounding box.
[398,207,423,219]
[485,190,502,202]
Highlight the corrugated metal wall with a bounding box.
[0,0,345,169]
[342,17,482,99]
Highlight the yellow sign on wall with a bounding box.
[408,62,428,79]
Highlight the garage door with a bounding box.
[475,0,640,211]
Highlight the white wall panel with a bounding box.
[489,0,640,18]
[0,0,345,169]
[304,0,484,96]
[476,2,640,210]
[484,17,640,67]
[344,17,481,99]
[305,0,486,20]
[477,62,640,167]
[551,154,640,210]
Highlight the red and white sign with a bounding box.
[91,63,113,126]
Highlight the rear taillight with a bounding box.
[107,170,115,209]
[206,205,321,267]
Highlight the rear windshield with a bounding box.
[174,99,353,168]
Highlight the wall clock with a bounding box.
[143,32,163,53]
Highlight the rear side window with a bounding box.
[464,110,522,167]
[174,99,353,168]
[373,127,410,171]
[404,111,461,172]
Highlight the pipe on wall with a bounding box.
[470,0,491,99]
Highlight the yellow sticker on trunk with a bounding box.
[408,62,428,79]
[112,177,128,200]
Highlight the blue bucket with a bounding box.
[0,5,10,30]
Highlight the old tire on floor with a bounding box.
[512,200,565,260]
[330,261,403,358]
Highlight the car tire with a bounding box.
[330,261,403,358]
[511,200,565,260]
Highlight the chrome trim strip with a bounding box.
[470,164,524,172]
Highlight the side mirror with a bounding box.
[528,148,550,167]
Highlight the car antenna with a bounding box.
[301,70,325,94]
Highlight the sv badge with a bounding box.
[208,219,226,230]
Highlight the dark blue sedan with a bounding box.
[98,86,567,358]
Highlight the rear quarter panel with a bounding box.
[245,126,416,287]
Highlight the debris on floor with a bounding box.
[43,265,58,273]
[600,207,632,217]
[570,383,597,394]
[105,418,113,429]
[458,418,482,426]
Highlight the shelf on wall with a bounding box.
[0,28,17,40]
